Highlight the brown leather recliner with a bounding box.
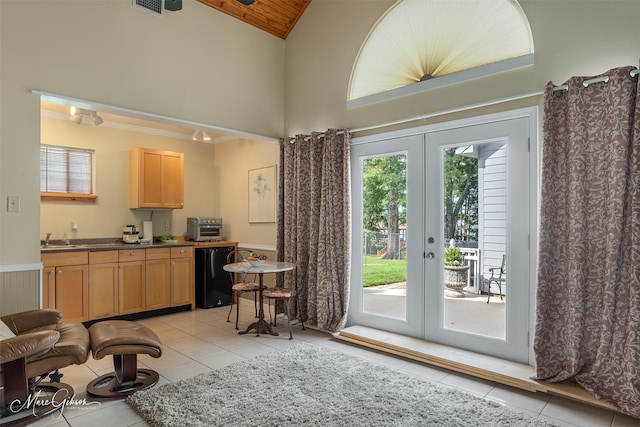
[0,309,90,426]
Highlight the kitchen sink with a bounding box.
[40,244,86,250]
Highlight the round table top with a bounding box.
[223,261,295,274]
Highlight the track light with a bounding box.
[69,107,104,126]
[192,129,211,142]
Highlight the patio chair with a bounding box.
[486,254,506,303]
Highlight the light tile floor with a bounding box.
[26,303,640,427]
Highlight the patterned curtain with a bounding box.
[277,129,351,332]
[533,66,640,417]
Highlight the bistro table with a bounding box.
[223,261,295,337]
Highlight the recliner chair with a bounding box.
[0,309,90,426]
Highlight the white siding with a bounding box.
[478,142,507,295]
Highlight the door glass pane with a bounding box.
[361,154,407,320]
[442,141,506,339]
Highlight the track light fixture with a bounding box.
[192,129,211,142]
[69,107,104,126]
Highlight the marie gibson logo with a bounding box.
[10,388,101,418]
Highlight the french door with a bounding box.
[348,108,536,364]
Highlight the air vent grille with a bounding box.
[133,0,163,16]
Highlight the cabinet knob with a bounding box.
[57,270,63,275]
[130,252,135,256]
[50,270,55,275]
[180,249,185,253]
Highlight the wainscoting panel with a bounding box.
[0,265,41,316]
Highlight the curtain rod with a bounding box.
[552,68,638,92]
[351,69,639,134]
[350,90,543,134]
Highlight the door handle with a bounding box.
[426,252,435,260]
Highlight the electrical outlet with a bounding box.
[7,196,20,212]
[164,221,170,230]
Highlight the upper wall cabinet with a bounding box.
[130,148,184,209]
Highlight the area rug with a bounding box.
[127,342,554,426]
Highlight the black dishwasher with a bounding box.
[194,246,234,309]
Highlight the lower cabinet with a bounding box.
[118,249,146,315]
[88,251,119,320]
[146,248,171,310]
[41,252,89,322]
[170,247,194,308]
[43,246,194,321]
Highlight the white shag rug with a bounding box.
[127,342,554,426]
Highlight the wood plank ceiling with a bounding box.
[197,0,311,40]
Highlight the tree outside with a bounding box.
[361,148,478,287]
[362,155,406,260]
[443,148,478,242]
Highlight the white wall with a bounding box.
[40,115,218,241]
[284,0,640,134]
[0,0,285,265]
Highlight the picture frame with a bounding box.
[248,165,277,223]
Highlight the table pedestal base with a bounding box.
[239,318,279,337]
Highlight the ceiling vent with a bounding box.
[133,0,163,16]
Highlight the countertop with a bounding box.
[40,239,238,254]
[40,241,195,253]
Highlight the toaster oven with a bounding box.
[187,217,223,241]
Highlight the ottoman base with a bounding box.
[86,354,158,398]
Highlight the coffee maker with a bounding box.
[122,225,140,244]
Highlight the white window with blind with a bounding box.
[40,145,97,203]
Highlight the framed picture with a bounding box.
[248,165,277,223]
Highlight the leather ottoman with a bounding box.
[86,320,162,398]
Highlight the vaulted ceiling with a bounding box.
[197,0,311,39]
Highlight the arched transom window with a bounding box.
[348,0,534,108]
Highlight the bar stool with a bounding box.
[263,287,305,340]
[226,250,260,329]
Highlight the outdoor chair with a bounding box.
[486,254,506,303]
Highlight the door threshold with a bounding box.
[334,325,616,413]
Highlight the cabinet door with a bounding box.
[171,256,193,308]
[140,150,163,207]
[146,258,171,310]
[162,152,184,209]
[55,265,89,322]
[89,262,118,320]
[119,261,146,314]
[43,266,56,309]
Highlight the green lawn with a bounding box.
[362,255,406,287]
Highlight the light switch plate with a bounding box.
[7,196,20,212]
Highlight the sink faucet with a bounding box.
[44,232,51,246]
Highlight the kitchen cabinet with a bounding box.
[41,252,89,322]
[41,243,195,322]
[145,248,171,310]
[130,147,184,209]
[88,251,119,320]
[118,249,146,314]
[170,246,194,308]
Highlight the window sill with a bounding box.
[41,193,98,204]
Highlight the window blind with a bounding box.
[40,145,93,194]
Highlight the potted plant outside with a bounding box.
[443,246,469,297]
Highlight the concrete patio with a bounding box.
[363,284,506,339]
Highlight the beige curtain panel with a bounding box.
[277,129,351,332]
[533,65,640,417]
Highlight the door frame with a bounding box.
[348,106,538,364]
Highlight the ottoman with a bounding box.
[86,320,162,398]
